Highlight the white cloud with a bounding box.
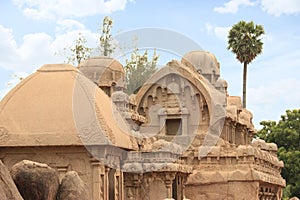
[261,0,300,16]
[13,0,129,20]
[56,19,87,34]
[0,25,19,64]
[249,78,300,105]
[214,0,300,16]
[0,21,98,73]
[23,8,53,20]
[248,78,300,127]
[20,33,53,64]
[204,23,230,41]
[0,72,29,99]
[52,30,99,59]
[0,27,57,72]
[214,0,255,13]
[0,20,99,99]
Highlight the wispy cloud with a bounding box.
[214,0,300,16]
[249,78,300,105]
[248,78,300,126]
[13,0,130,20]
[204,23,230,41]
[55,19,86,34]
[214,0,256,14]
[261,0,300,16]
[0,21,98,73]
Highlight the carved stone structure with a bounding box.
[0,160,23,200]
[0,50,285,199]
[79,56,126,96]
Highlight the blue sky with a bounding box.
[0,0,300,128]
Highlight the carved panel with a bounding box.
[138,74,206,139]
[0,127,9,144]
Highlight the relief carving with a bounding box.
[141,176,154,200]
[0,127,9,143]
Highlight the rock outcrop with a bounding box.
[10,160,59,200]
[0,160,23,200]
[290,197,300,200]
[57,171,90,200]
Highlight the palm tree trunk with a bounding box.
[243,62,247,108]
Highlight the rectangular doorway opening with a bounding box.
[166,118,182,135]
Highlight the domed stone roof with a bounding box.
[78,56,125,88]
[181,51,220,76]
[0,64,137,150]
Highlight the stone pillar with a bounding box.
[182,176,188,200]
[133,173,142,199]
[124,173,134,200]
[236,125,245,145]
[90,159,105,200]
[159,109,167,135]
[181,109,189,136]
[242,126,247,145]
[231,122,236,144]
[181,115,187,135]
[247,130,253,145]
[105,166,110,199]
[115,170,124,200]
[225,120,231,141]
[165,179,173,199]
[164,172,176,200]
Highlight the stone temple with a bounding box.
[0,50,285,199]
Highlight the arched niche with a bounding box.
[135,61,214,138]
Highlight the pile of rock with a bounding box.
[0,160,89,200]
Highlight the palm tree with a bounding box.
[227,21,265,108]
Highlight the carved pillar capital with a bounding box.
[105,166,110,172]
[164,172,176,181]
[225,119,231,126]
